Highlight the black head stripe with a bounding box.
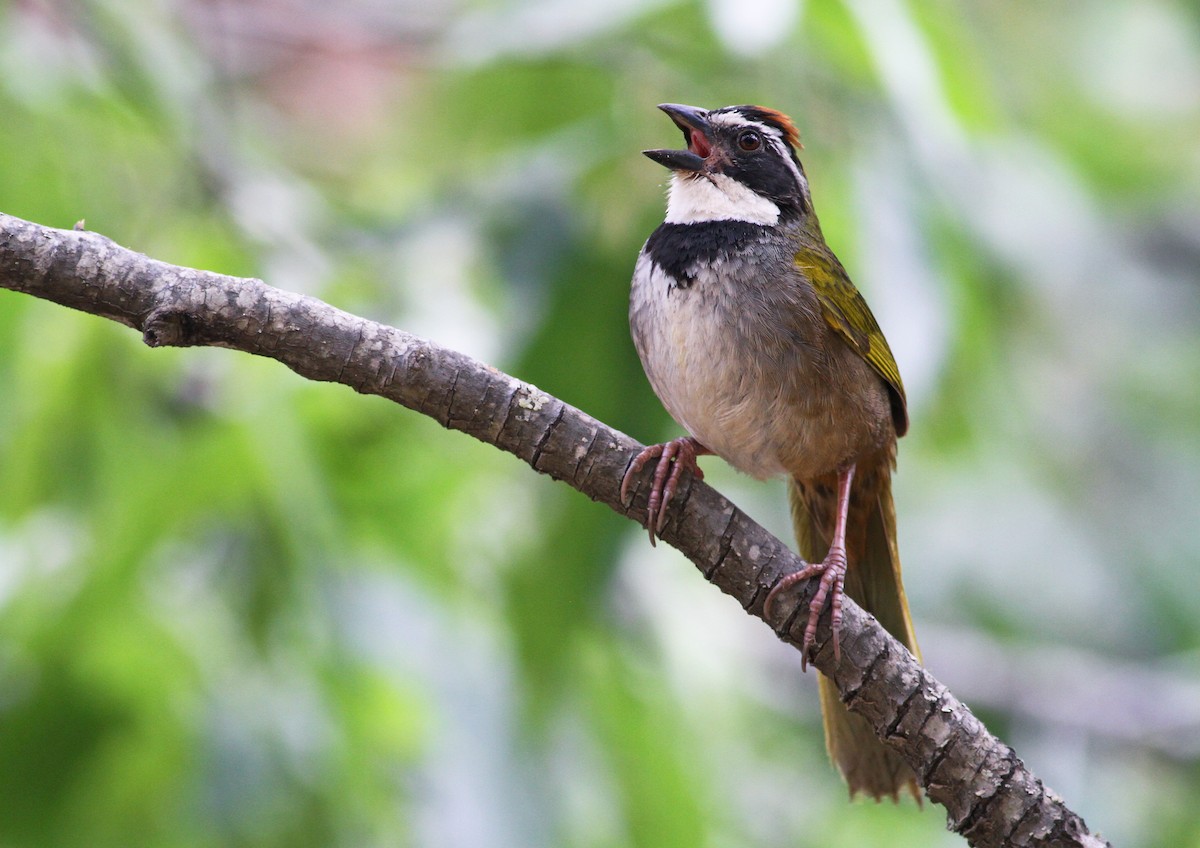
[706,105,810,218]
[716,105,802,150]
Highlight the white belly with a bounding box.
[631,253,809,479]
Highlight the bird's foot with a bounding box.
[620,436,708,545]
[764,546,849,671]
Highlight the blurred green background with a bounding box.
[2,0,1199,846]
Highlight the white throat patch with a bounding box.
[664,172,781,225]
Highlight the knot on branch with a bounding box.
[142,307,197,348]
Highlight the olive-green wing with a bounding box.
[795,248,908,436]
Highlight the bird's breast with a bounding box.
[630,226,892,480]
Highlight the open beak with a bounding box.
[643,103,712,172]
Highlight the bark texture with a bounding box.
[0,212,1111,848]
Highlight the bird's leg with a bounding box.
[764,464,855,670]
[620,436,711,545]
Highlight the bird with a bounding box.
[621,103,920,801]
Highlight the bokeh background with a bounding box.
[2,0,1199,846]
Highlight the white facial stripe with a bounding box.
[708,112,784,139]
[664,172,780,225]
[766,135,807,192]
[710,111,802,189]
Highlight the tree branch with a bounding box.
[0,212,1109,848]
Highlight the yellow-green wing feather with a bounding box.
[795,247,908,436]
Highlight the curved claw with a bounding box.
[620,437,708,545]
[763,549,849,671]
[620,444,662,507]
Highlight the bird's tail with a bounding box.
[789,470,920,801]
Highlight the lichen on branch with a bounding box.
[0,212,1109,848]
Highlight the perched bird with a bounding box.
[622,103,920,800]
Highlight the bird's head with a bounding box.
[645,103,812,226]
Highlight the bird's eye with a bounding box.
[737,130,762,151]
